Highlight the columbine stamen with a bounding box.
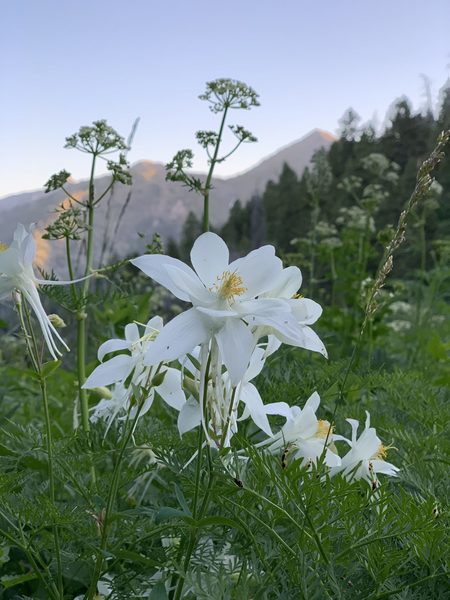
[372,443,388,460]
[214,271,246,302]
[0,242,8,252]
[316,419,332,439]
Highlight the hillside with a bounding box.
[0,129,334,270]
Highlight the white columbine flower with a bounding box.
[131,232,326,385]
[330,411,399,486]
[176,344,291,444]
[257,392,341,469]
[83,317,186,427]
[0,224,86,359]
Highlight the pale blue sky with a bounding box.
[1,0,449,198]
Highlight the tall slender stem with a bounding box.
[202,106,229,232]
[173,351,212,600]
[17,299,64,598]
[77,155,96,435]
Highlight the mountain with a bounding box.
[0,129,334,271]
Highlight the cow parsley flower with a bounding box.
[331,411,399,486]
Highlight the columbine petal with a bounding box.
[98,339,132,362]
[303,392,321,413]
[228,246,282,298]
[190,232,229,287]
[370,460,399,476]
[178,397,202,435]
[239,382,273,436]
[165,264,212,305]
[215,318,255,385]
[125,323,140,343]
[130,254,197,302]
[145,308,212,365]
[265,266,302,298]
[83,355,133,389]
[289,298,323,325]
[276,325,328,358]
[156,367,186,410]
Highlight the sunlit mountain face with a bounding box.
[0,130,334,270]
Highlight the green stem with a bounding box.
[86,394,147,599]
[65,237,78,304]
[40,377,64,596]
[202,106,229,232]
[172,351,212,600]
[76,155,97,436]
[17,299,64,598]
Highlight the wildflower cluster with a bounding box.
[80,231,399,488]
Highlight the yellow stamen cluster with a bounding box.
[373,444,388,460]
[316,419,332,439]
[0,242,8,252]
[215,271,246,302]
[292,292,304,299]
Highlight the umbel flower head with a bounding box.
[131,232,326,385]
[0,224,84,359]
[331,411,399,487]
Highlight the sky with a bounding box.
[1,0,449,199]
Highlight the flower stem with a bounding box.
[172,350,212,600]
[86,396,146,599]
[17,298,64,598]
[202,106,229,232]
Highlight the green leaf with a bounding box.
[196,515,244,532]
[1,571,38,588]
[174,484,192,516]
[155,506,191,524]
[41,359,62,379]
[150,582,169,599]
[0,545,10,566]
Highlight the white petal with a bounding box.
[244,346,266,382]
[190,232,230,287]
[239,382,273,436]
[22,284,69,358]
[244,300,307,342]
[156,367,186,410]
[165,264,212,304]
[264,401,295,420]
[98,338,132,362]
[145,308,212,365]
[146,315,164,333]
[371,460,399,476]
[0,246,21,276]
[215,318,255,386]
[324,448,342,467]
[303,391,320,413]
[229,246,283,298]
[125,323,140,343]
[266,266,302,298]
[178,397,202,435]
[83,355,133,388]
[196,306,239,318]
[289,298,323,324]
[130,254,197,302]
[345,418,360,443]
[276,324,328,358]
